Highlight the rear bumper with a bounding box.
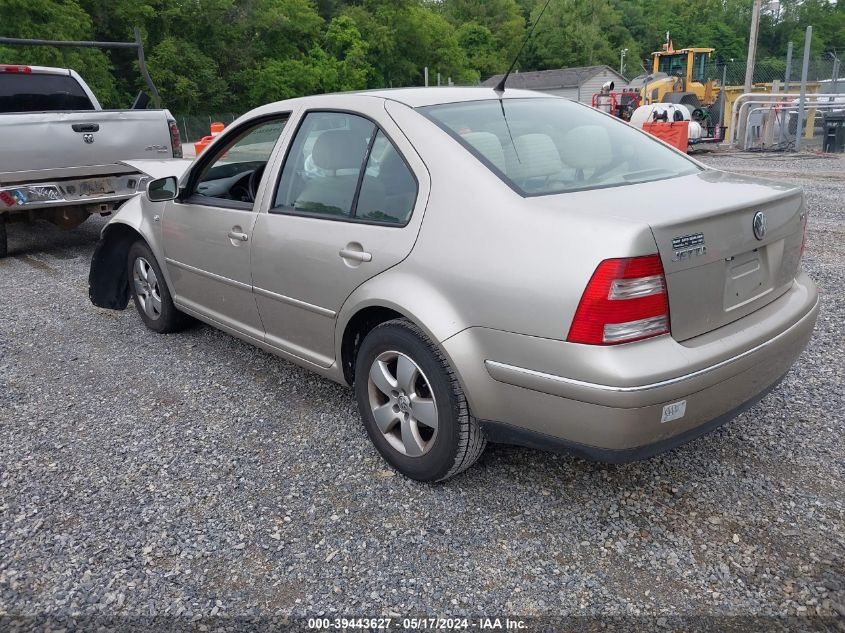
[479,372,786,463]
[442,272,819,456]
[0,173,146,214]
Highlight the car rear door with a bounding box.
[251,101,429,368]
[162,115,290,340]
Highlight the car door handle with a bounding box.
[339,248,372,263]
[227,231,249,242]
[71,123,100,133]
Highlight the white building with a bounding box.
[481,65,629,103]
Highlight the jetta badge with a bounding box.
[753,211,767,240]
[83,133,95,144]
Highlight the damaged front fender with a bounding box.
[88,223,141,310]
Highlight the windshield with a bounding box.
[419,98,700,197]
[658,54,687,77]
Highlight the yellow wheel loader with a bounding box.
[632,40,726,141]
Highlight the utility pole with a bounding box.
[744,0,763,94]
[795,26,812,152]
[620,48,628,76]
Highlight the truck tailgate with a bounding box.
[0,110,172,176]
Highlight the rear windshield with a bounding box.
[0,73,94,113]
[419,98,700,196]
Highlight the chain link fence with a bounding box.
[174,113,240,143]
[706,57,841,89]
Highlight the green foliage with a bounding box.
[1,0,842,114]
[442,0,526,68]
[146,37,230,113]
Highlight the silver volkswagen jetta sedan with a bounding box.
[90,88,819,482]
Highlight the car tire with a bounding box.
[127,240,191,334]
[354,318,486,482]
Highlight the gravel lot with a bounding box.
[1,152,843,630]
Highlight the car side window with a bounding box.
[274,112,374,218]
[273,112,417,225]
[355,130,417,224]
[191,117,288,207]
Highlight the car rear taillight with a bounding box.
[567,255,670,345]
[0,65,32,74]
[168,120,183,159]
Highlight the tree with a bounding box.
[457,22,503,78]
[527,0,638,72]
[146,37,229,113]
[343,0,474,87]
[3,0,841,115]
[441,0,526,73]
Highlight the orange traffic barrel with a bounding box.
[194,122,226,156]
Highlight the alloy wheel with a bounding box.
[367,350,439,457]
[132,256,163,321]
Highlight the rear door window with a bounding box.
[355,131,417,224]
[274,112,417,225]
[0,73,94,113]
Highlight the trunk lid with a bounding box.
[0,110,173,177]
[544,169,805,342]
[646,170,804,341]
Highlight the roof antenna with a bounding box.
[494,0,553,94]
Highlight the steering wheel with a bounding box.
[247,165,266,203]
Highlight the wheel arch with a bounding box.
[339,305,406,386]
[336,283,467,389]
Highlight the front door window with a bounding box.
[191,118,288,207]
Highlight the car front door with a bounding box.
[251,106,427,368]
[162,116,289,341]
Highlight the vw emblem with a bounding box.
[83,133,95,144]
[752,211,767,241]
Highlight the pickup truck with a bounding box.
[0,64,182,257]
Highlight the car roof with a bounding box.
[357,86,551,107]
[249,87,553,117]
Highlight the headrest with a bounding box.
[558,125,612,171]
[462,132,506,173]
[510,133,563,180]
[311,130,366,171]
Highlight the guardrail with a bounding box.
[730,92,841,150]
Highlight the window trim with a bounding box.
[179,113,291,210]
[269,108,419,228]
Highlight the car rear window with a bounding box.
[419,98,700,196]
[0,73,94,113]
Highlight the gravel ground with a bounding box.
[0,152,843,631]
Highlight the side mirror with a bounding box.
[146,176,178,202]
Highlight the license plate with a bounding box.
[79,177,115,196]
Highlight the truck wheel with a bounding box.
[127,240,191,333]
[0,214,6,258]
[354,318,486,482]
